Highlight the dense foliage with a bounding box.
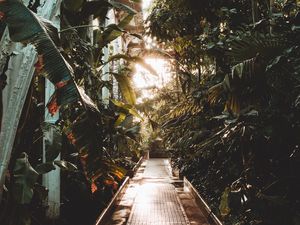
[146,0,300,224]
[0,0,144,225]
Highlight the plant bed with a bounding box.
[184,177,223,225]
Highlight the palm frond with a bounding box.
[208,55,262,114]
[227,33,289,63]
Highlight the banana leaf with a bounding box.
[115,113,127,126]
[0,1,103,115]
[111,99,143,120]
[0,1,45,42]
[1,1,133,190]
[109,0,137,14]
[98,14,134,48]
[109,71,136,105]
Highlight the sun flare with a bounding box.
[133,58,172,103]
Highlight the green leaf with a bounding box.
[104,160,127,180]
[219,187,231,217]
[130,33,143,39]
[118,14,135,28]
[35,162,56,175]
[13,153,39,204]
[115,113,127,127]
[109,0,137,14]
[0,1,44,42]
[125,125,141,141]
[110,72,136,105]
[0,0,83,116]
[54,160,78,172]
[98,14,134,47]
[108,54,132,62]
[42,123,62,162]
[106,24,125,33]
[111,99,143,120]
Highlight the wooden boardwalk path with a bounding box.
[127,159,189,225]
[101,158,211,225]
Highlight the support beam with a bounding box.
[112,10,122,99]
[43,87,60,218]
[41,0,62,219]
[102,10,115,107]
[102,45,110,106]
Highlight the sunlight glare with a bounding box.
[143,0,152,10]
[133,58,172,103]
[143,0,153,19]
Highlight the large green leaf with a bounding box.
[35,162,56,175]
[111,99,143,120]
[115,113,127,127]
[54,160,78,172]
[0,1,44,42]
[110,72,136,105]
[219,188,231,216]
[124,124,141,141]
[109,0,137,14]
[13,153,39,204]
[208,55,263,114]
[1,1,102,115]
[0,0,88,116]
[98,14,134,47]
[103,160,127,180]
[42,123,62,162]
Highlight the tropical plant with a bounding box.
[0,0,144,224]
[146,0,300,225]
